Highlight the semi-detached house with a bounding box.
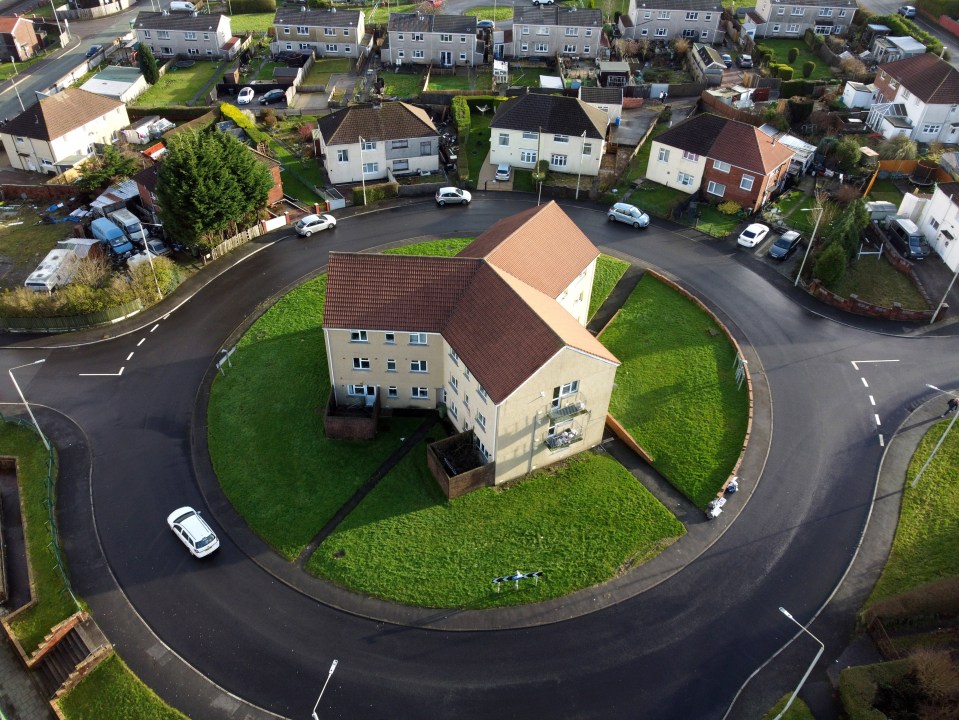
[511,6,603,59]
[868,53,959,145]
[382,13,481,67]
[133,11,235,59]
[323,202,619,491]
[273,7,366,59]
[623,0,723,44]
[746,0,856,38]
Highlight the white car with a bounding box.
[737,223,770,248]
[495,163,511,182]
[237,87,254,105]
[295,213,337,236]
[167,507,219,558]
[435,187,471,206]
[532,0,555,5]
[607,202,650,228]
[145,238,171,256]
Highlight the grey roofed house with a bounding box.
[386,12,476,33]
[273,6,362,28]
[491,93,606,140]
[513,6,603,26]
[317,101,437,145]
[133,10,228,32]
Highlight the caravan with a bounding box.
[25,248,79,292]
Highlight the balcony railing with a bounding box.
[547,400,586,422]
[544,428,582,450]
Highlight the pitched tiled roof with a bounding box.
[879,53,959,105]
[133,11,229,32]
[318,102,437,145]
[0,88,125,142]
[513,7,602,26]
[274,7,361,27]
[325,205,618,403]
[458,201,598,298]
[0,16,31,33]
[579,86,623,104]
[387,12,476,33]
[655,113,795,174]
[133,163,159,193]
[491,94,606,139]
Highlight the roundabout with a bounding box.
[4,195,958,719]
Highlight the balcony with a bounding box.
[547,400,586,422]
[544,427,582,450]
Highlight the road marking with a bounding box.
[879,434,885,447]
[126,352,134,361]
[875,414,881,426]
[861,377,869,388]
[162,313,171,320]
[150,324,160,333]
[869,395,875,406]
[79,367,124,377]
[851,360,900,370]
[137,338,146,347]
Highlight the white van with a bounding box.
[169,1,196,11]
[109,208,148,246]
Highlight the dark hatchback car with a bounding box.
[767,230,802,260]
[259,89,286,105]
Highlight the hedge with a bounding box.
[863,577,959,628]
[873,14,944,54]
[780,79,812,98]
[451,95,470,146]
[838,659,912,720]
[219,102,270,144]
[351,181,398,206]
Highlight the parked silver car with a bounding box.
[607,202,650,229]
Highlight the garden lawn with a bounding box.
[308,451,684,608]
[689,203,740,238]
[782,194,818,235]
[463,5,513,20]
[57,654,186,720]
[207,275,423,559]
[132,61,220,106]
[428,72,493,91]
[366,2,416,24]
[866,418,959,605]
[831,255,929,310]
[629,183,687,220]
[304,57,355,87]
[0,206,73,278]
[757,39,836,81]
[512,169,535,192]
[600,275,749,507]
[589,256,629,320]
[2,422,78,654]
[267,139,323,204]
[227,12,275,34]
[467,111,493,187]
[254,60,281,82]
[382,71,423,98]
[867,178,904,205]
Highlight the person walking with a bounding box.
[943,397,959,417]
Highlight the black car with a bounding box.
[85,45,102,59]
[767,230,802,260]
[259,89,286,105]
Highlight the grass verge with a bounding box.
[428,72,492,91]
[589,255,629,320]
[463,6,514,20]
[599,275,749,507]
[831,255,929,310]
[132,61,220,106]
[366,2,416,24]
[308,451,684,608]
[761,694,815,720]
[56,653,186,720]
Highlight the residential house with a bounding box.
[133,12,235,60]
[750,0,856,38]
[322,201,620,490]
[382,13,480,67]
[511,7,603,60]
[871,35,926,64]
[869,53,959,144]
[0,16,40,61]
[645,113,795,213]
[315,102,439,184]
[273,7,367,59]
[489,94,607,178]
[623,0,723,44]
[0,88,129,175]
[909,182,959,271]
[578,86,623,124]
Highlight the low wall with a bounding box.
[323,393,379,440]
[426,431,494,499]
[808,279,936,322]
[1,184,79,202]
[396,181,444,197]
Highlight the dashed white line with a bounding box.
[126,352,134,361]
[861,377,869,388]
[874,414,881,426]
[869,395,876,406]
[879,434,885,447]
[150,324,159,333]
[79,367,124,377]
[137,338,146,347]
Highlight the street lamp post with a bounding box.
[774,607,824,720]
[49,0,64,35]
[9,360,50,452]
[10,56,24,111]
[794,205,825,288]
[911,384,959,488]
[311,659,339,720]
[358,136,367,206]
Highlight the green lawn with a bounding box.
[628,183,688,220]
[428,72,493,91]
[688,203,741,238]
[831,255,929,310]
[762,694,815,720]
[463,5,514,20]
[267,138,324,204]
[589,255,630,320]
[756,39,837,81]
[57,654,186,720]
[304,57,355,87]
[382,71,423,97]
[467,111,492,187]
[867,178,904,205]
[132,61,220,106]
[254,60,281,81]
[867,418,959,604]
[2,422,79,654]
[308,451,684,608]
[600,275,750,508]
[385,238,471,257]
[227,12,275,34]
[0,206,73,277]
[513,169,536,192]
[0,52,46,82]
[508,68,544,87]
[366,2,416,24]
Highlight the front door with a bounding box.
[441,51,452,67]
[364,385,377,407]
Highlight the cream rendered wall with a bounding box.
[489,129,604,176]
[50,105,130,164]
[325,328,445,408]
[644,139,704,193]
[555,257,596,326]
[441,339,499,460]
[323,139,386,184]
[917,189,959,271]
[1,135,53,172]
[490,347,618,484]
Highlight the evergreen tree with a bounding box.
[76,146,139,191]
[139,43,159,85]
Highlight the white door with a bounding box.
[364,385,376,407]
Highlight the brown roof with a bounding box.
[317,102,437,146]
[655,113,795,175]
[458,201,598,298]
[879,53,959,105]
[0,88,125,142]
[133,163,159,194]
[0,16,30,33]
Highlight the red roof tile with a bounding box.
[879,53,959,105]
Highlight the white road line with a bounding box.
[875,414,881,426]
[869,395,875,406]
[861,377,869,388]
[850,360,900,371]
[150,324,159,333]
[79,367,124,377]
[137,338,146,347]
[879,434,885,447]
[162,313,171,320]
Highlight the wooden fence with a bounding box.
[210,224,263,260]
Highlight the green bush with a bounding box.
[814,240,847,287]
[780,79,812,98]
[451,95,470,146]
[787,47,800,63]
[352,181,398,206]
[230,0,276,12]
[839,659,912,720]
[774,63,794,80]
[802,60,816,78]
[219,102,270,144]
[755,43,773,65]
[717,200,742,215]
[874,14,944,55]
[788,97,814,124]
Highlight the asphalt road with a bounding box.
[3,195,958,719]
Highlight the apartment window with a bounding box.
[477,385,488,401]
[705,13,712,20]
[585,28,593,36]
[522,131,538,140]
[461,35,467,42]
[537,26,549,35]
[143,30,151,38]
[362,162,378,174]
[551,154,568,167]
[818,8,832,16]
[923,123,942,134]
[412,32,424,41]
[553,134,570,144]
[393,159,408,172]
[706,180,725,197]
[813,25,831,34]
[361,139,376,151]
[348,385,367,396]
[535,43,548,52]
[740,175,755,191]
[499,133,509,146]
[463,367,471,380]
[411,387,429,399]
[552,380,579,407]
[187,48,200,55]
[683,29,696,38]
[772,24,781,32]
[459,53,466,61]
[476,412,486,430]
[839,9,847,17]
[391,139,408,149]
[440,33,452,42]
[336,148,348,163]
[640,28,648,36]
[643,10,651,18]
[297,25,308,34]
[285,43,293,50]
[658,147,670,163]
[563,44,576,53]
[520,149,537,163]
[449,348,459,364]
[388,386,398,398]
[521,42,529,52]
[410,360,428,373]
[203,33,210,40]
[477,439,491,461]
[699,31,708,40]
[385,332,395,343]
[583,45,590,54]
[658,10,670,19]
[902,89,911,100]
[522,25,530,34]
[387,359,396,372]
[713,160,730,173]
[344,29,350,36]
[583,143,592,155]
[413,49,425,58]
[350,330,368,342]
[791,7,804,15]
[463,395,470,410]
[685,11,698,20]
[786,24,800,32]
[683,151,699,162]
[323,27,336,36]
[777,6,785,14]
[448,401,458,418]
[410,332,427,344]
[299,43,312,50]
[157,30,170,39]
[655,28,667,37]
[449,375,459,393]
[160,46,173,55]
[13,136,24,143]
[677,172,694,186]
[420,141,431,154]
[930,218,941,230]
[283,26,291,34]
[565,27,577,36]
[398,33,404,40]
[352,358,371,370]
